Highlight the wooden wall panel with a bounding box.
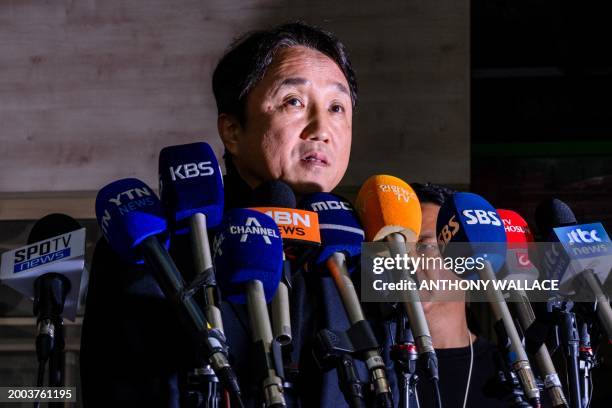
[0,0,469,218]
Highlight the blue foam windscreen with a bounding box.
[158,142,224,232]
[534,198,577,239]
[300,193,364,268]
[95,178,167,264]
[248,180,296,208]
[436,192,507,278]
[213,208,283,304]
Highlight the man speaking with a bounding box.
[81,22,358,407]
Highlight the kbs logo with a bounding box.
[168,162,214,181]
[437,215,460,252]
[100,187,155,235]
[378,184,417,203]
[250,207,321,244]
[309,200,352,212]
[462,210,501,226]
[566,228,601,244]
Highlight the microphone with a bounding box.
[159,142,225,331]
[301,192,388,408]
[436,192,541,407]
[498,209,568,408]
[213,208,286,408]
[249,180,321,346]
[1,214,86,387]
[95,178,242,405]
[534,198,612,341]
[355,175,440,391]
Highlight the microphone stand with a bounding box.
[391,312,419,408]
[492,319,531,407]
[578,321,593,408]
[550,300,582,408]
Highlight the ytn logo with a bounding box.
[462,210,502,226]
[567,228,601,244]
[169,162,214,181]
[100,187,154,235]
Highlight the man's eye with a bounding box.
[330,103,345,113]
[285,97,304,108]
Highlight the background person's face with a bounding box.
[229,46,353,193]
[416,202,465,311]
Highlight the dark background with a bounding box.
[471,0,612,236]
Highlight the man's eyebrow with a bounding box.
[418,232,437,242]
[272,77,310,96]
[272,77,350,97]
[334,82,350,96]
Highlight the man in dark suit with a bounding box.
[81,22,359,407]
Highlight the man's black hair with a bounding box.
[410,182,456,207]
[212,21,358,125]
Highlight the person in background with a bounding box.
[409,182,508,408]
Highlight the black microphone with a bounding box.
[535,198,612,341]
[1,213,86,389]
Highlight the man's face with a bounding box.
[416,202,465,311]
[223,46,353,193]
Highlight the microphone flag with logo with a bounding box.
[159,141,224,233]
[213,208,283,304]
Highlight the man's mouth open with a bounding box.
[301,152,329,167]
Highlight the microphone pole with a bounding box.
[159,142,226,407]
[390,310,418,408]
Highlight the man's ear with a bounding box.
[217,113,242,156]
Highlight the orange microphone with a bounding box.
[355,175,439,385]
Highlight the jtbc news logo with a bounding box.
[556,223,610,257]
[168,161,214,181]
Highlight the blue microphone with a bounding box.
[213,208,286,407]
[301,192,364,268]
[436,192,506,279]
[95,178,242,404]
[301,193,393,408]
[436,192,540,406]
[159,142,224,231]
[159,142,225,331]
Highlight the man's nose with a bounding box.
[301,106,331,142]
